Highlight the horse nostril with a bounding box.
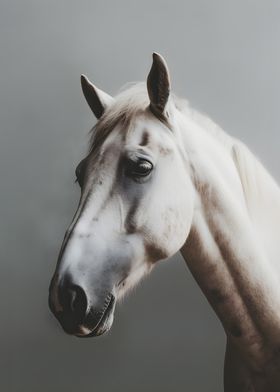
[70,285,87,314]
[60,284,88,324]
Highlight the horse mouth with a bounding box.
[77,293,115,338]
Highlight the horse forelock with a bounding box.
[88,83,149,154]
[87,82,180,157]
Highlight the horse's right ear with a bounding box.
[147,52,171,118]
[81,75,114,119]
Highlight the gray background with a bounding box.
[1,1,280,391]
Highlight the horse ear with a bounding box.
[81,74,114,119]
[147,52,171,117]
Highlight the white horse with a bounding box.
[49,53,280,392]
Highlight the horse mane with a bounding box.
[176,98,280,210]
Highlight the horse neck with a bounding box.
[178,108,280,368]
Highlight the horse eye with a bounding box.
[126,158,153,178]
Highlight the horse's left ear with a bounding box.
[81,74,114,119]
[147,52,171,118]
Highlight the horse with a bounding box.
[49,53,280,392]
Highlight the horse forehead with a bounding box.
[95,116,173,161]
[126,117,172,147]
[100,126,124,152]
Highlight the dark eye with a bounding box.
[75,159,86,187]
[126,158,153,179]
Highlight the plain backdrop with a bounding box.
[1,1,280,391]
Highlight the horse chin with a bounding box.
[76,295,115,338]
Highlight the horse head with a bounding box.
[49,53,194,337]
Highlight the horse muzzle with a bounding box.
[48,276,116,337]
